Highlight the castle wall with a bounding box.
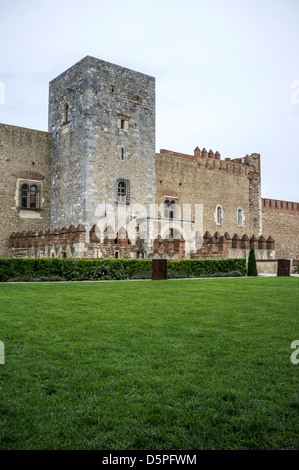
[9,224,144,260]
[156,149,261,237]
[262,198,299,260]
[0,124,51,258]
[190,231,275,261]
[1,57,298,264]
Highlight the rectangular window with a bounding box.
[18,180,42,210]
[117,178,130,205]
[117,115,130,132]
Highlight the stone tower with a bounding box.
[48,56,156,233]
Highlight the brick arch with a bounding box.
[161,189,179,199]
[14,170,45,181]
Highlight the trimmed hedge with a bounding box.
[0,259,152,282]
[168,259,247,278]
[0,258,247,282]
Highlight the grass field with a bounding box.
[0,277,298,450]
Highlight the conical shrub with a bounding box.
[248,248,258,276]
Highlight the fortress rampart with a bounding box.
[261,197,299,260]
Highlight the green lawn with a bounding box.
[0,277,298,450]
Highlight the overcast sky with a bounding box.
[0,0,298,202]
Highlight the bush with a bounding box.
[247,248,258,276]
[168,269,243,279]
[0,258,152,282]
[0,258,247,282]
[167,259,247,278]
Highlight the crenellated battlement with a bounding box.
[9,224,138,249]
[159,148,261,178]
[262,198,299,214]
[191,231,275,260]
[9,224,138,260]
[9,224,87,249]
[152,235,185,259]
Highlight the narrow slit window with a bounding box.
[62,102,70,124]
[237,208,244,227]
[216,205,224,225]
[65,104,69,122]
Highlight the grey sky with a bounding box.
[0,0,298,202]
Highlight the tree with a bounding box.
[247,248,258,276]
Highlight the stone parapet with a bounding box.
[262,198,299,214]
[191,231,275,260]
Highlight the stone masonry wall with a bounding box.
[0,123,51,258]
[49,56,156,230]
[262,198,299,259]
[9,224,150,260]
[49,57,95,227]
[190,230,275,260]
[156,148,261,238]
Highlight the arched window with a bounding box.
[237,208,244,227]
[216,205,224,225]
[117,181,126,203]
[19,181,42,210]
[62,102,70,124]
[65,104,69,122]
[164,200,170,218]
[21,184,29,208]
[30,185,37,209]
[164,199,177,219]
[169,200,176,219]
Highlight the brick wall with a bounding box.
[156,148,262,237]
[262,198,299,259]
[190,231,275,260]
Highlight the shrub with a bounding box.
[247,248,258,276]
[167,259,247,278]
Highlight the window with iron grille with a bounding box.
[18,181,42,210]
[117,179,130,205]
